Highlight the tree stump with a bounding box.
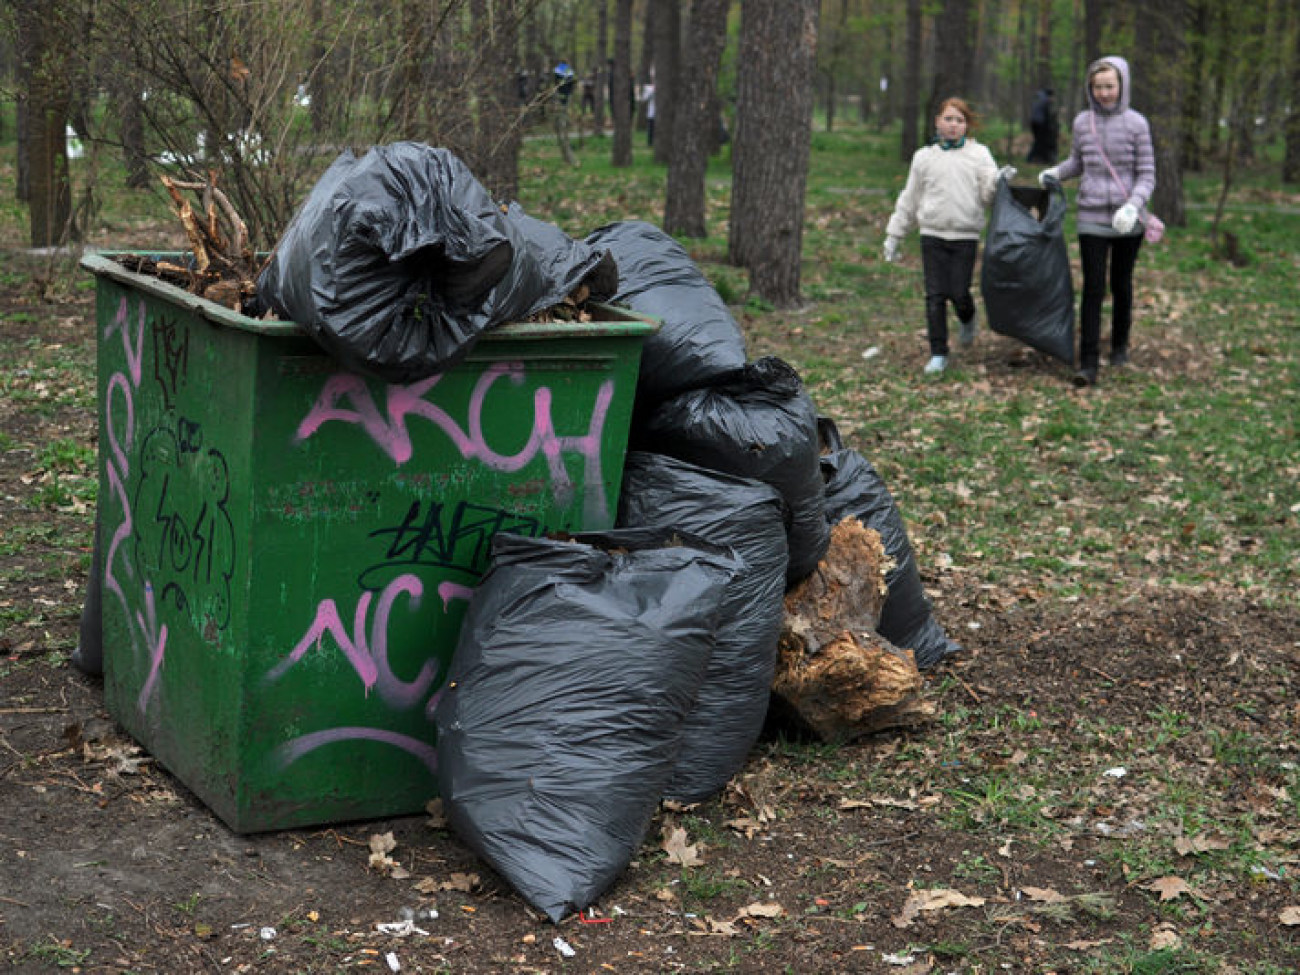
[772,518,934,742]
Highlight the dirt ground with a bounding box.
[2,262,1299,974]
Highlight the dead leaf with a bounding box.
[662,825,703,867]
[1064,938,1113,950]
[1173,834,1230,856]
[893,887,985,927]
[440,872,479,892]
[1142,876,1197,902]
[724,816,765,838]
[424,798,448,829]
[737,901,783,919]
[1149,923,1181,950]
[1280,905,1300,926]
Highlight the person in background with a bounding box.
[1040,56,1156,387]
[1026,87,1058,163]
[639,73,656,147]
[884,97,1014,375]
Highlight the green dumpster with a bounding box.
[82,251,657,833]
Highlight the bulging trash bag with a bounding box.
[980,178,1075,365]
[617,452,788,803]
[258,142,616,382]
[818,419,960,670]
[635,356,830,584]
[434,528,738,923]
[584,220,747,406]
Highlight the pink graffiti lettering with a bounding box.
[294,364,613,520]
[267,573,439,710]
[436,581,475,611]
[136,584,170,710]
[271,727,439,776]
[100,295,170,714]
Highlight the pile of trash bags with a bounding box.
[259,145,961,923]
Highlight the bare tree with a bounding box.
[663,0,731,237]
[15,0,81,246]
[594,0,608,136]
[612,0,635,166]
[930,0,973,118]
[651,0,681,164]
[900,0,922,160]
[1286,6,1300,183]
[728,0,819,307]
[1136,0,1188,228]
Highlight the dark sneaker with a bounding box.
[958,314,977,348]
[1109,347,1129,367]
[1072,366,1098,387]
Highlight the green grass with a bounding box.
[513,123,1300,612]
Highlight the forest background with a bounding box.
[2,1,1300,973]
[5,0,1300,306]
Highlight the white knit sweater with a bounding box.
[885,139,999,242]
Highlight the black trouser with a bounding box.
[1078,233,1143,368]
[920,236,978,356]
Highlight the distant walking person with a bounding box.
[1040,56,1155,386]
[1026,87,1058,163]
[884,98,1014,375]
[639,75,656,147]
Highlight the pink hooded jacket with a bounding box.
[1054,56,1156,229]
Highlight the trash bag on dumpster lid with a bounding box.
[617,451,788,803]
[635,356,830,584]
[584,220,747,406]
[818,418,960,670]
[979,177,1075,365]
[258,142,616,382]
[434,528,738,923]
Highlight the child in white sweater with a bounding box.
[884,98,1014,374]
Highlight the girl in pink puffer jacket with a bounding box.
[1040,55,1156,387]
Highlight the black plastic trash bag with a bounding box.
[818,419,960,670]
[634,356,830,584]
[980,178,1075,365]
[617,452,788,803]
[584,220,747,406]
[258,142,616,382]
[434,528,738,923]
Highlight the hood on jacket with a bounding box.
[1085,55,1131,115]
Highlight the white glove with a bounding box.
[883,235,901,263]
[1112,203,1139,234]
[1038,167,1060,187]
[998,165,1017,182]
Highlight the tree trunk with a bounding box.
[663,0,731,237]
[728,0,818,307]
[1135,0,1188,228]
[17,0,75,247]
[651,0,681,165]
[471,0,522,201]
[115,78,150,190]
[612,0,635,166]
[900,0,922,160]
[594,0,608,135]
[1180,0,1210,172]
[1285,3,1300,183]
[1083,0,1103,66]
[929,0,973,118]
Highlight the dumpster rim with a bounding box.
[81,250,661,341]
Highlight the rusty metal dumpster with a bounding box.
[82,251,656,832]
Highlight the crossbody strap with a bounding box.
[1089,110,1131,200]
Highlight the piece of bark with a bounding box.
[781,518,891,656]
[772,628,933,742]
[772,518,933,742]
